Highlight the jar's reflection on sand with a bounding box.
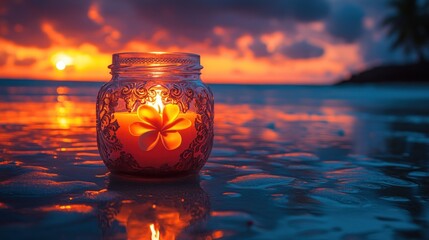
[98,175,210,239]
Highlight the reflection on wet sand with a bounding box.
[214,101,356,152]
[0,86,97,160]
[0,85,360,162]
[39,204,94,213]
[1,84,429,239]
[99,176,210,239]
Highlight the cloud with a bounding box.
[287,0,331,22]
[99,0,331,52]
[280,40,324,59]
[0,51,8,66]
[15,57,37,66]
[0,0,108,48]
[249,39,270,57]
[0,0,330,52]
[0,0,408,67]
[218,0,330,21]
[326,2,365,42]
[360,33,412,65]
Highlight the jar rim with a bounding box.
[109,52,203,80]
[109,52,201,69]
[112,52,200,58]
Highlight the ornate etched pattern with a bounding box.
[175,88,214,172]
[96,83,122,169]
[164,82,195,112]
[120,83,148,111]
[96,80,214,176]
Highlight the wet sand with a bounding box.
[1,82,429,239]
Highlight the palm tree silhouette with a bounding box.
[382,0,429,62]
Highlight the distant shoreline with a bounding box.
[0,78,328,87]
[0,78,105,87]
[337,62,429,85]
[2,63,429,88]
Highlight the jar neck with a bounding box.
[109,52,203,81]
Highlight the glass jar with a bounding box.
[96,52,214,177]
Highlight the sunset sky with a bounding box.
[0,0,411,84]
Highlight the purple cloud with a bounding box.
[326,2,365,42]
[0,0,408,64]
[249,39,270,57]
[281,40,324,59]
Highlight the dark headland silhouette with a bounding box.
[338,0,429,85]
[337,62,429,84]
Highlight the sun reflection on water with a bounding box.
[1,84,429,239]
[0,85,359,155]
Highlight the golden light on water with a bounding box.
[149,224,160,240]
[39,204,94,213]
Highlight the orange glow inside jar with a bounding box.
[96,52,214,177]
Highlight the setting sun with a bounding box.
[52,53,73,71]
[55,61,66,70]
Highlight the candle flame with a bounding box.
[153,93,164,113]
[146,86,165,114]
[150,224,160,240]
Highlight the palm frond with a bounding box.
[381,0,429,61]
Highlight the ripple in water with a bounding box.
[211,148,238,157]
[209,211,256,231]
[222,192,242,198]
[268,152,320,162]
[310,188,368,207]
[0,164,97,197]
[326,167,418,188]
[228,173,295,189]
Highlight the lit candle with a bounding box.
[96,52,214,177]
[114,102,197,169]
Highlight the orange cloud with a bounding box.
[0,0,394,84]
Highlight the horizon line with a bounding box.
[0,77,335,86]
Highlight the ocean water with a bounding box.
[0,80,429,239]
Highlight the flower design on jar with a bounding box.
[129,104,192,151]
